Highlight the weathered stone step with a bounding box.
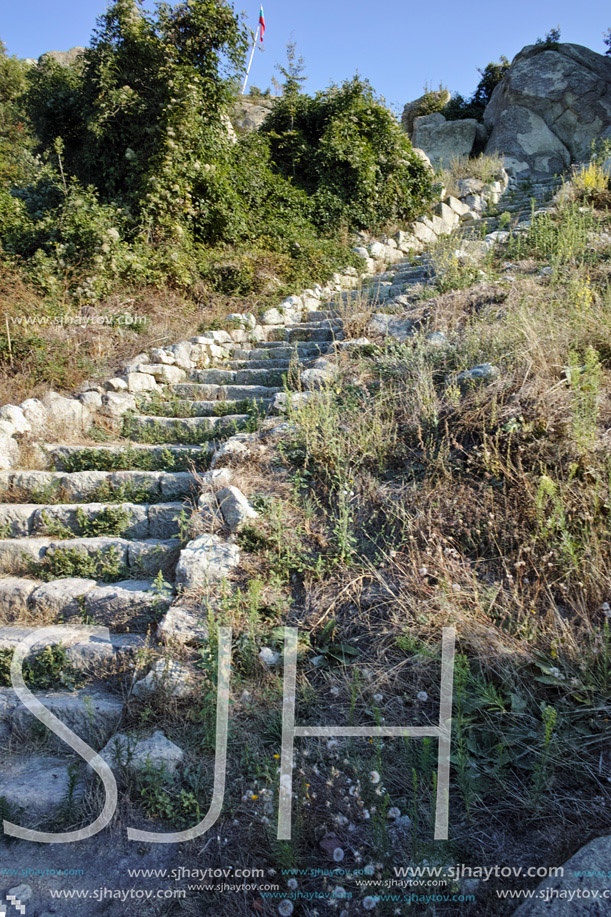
[2,688,123,748]
[135,399,268,418]
[0,501,185,539]
[47,442,211,473]
[171,383,281,401]
[225,360,293,373]
[0,624,144,669]
[0,754,85,822]
[233,344,332,361]
[0,576,171,622]
[0,536,180,578]
[123,414,250,443]
[191,368,289,387]
[286,326,340,343]
[0,470,196,503]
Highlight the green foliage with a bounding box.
[262,76,436,232]
[0,644,77,689]
[444,57,510,123]
[37,544,128,581]
[605,28,611,56]
[0,41,33,186]
[535,26,561,49]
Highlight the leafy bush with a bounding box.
[261,76,436,232]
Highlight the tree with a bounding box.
[604,28,611,56]
[0,40,32,185]
[262,76,436,231]
[26,0,249,235]
[269,42,308,179]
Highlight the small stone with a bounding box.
[216,486,258,531]
[8,884,33,903]
[132,658,193,699]
[175,534,240,589]
[101,729,184,777]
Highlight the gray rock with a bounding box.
[132,659,193,699]
[175,534,239,589]
[7,884,33,903]
[84,579,169,623]
[0,577,37,615]
[19,398,48,435]
[300,358,339,391]
[216,486,258,531]
[484,43,611,177]
[368,314,414,342]
[0,434,19,471]
[158,605,209,645]
[401,89,451,136]
[135,364,186,384]
[512,835,611,915]
[100,729,184,777]
[29,577,98,616]
[42,391,91,436]
[0,755,80,818]
[456,363,498,384]
[0,405,31,435]
[9,689,123,748]
[412,113,478,166]
[126,372,157,394]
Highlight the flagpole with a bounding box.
[241,25,261,95]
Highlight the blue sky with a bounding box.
[2,0,610,112]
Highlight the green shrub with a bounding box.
[261,76,436,232]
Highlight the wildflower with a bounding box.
[333,847,345,862]
[327,739,339,751]
[549,667,562,678]
[417,691,428,702]
[363,864,375,876]
[370,770,381,784]
[278,901,294,916]
[288,879,298,890]
[330,686,340,696]
[363,896,379,910]
[333,886,348,900]
[419,566,428,575]
[387,807,401,819]
[373,693,383,703]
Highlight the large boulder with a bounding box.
[233,96,275,132]
[512,835,611,916]
[484,43,611,178]
[412,113,478,166]
[401,89,451,137]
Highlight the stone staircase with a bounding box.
[0,170,564,834]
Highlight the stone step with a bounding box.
[47,443,211,473]
[0,575,171,623]
[134,399,268,419]
[0,624,144,670]
[123,413,251,443]
[233,344,332,362]
[171,383,281,401]
[0,754,86,822]
[224,360,294,373]
[3,688,123,749]
[0,501,185,540]
[0,536,181,578]
[286,326,339,343]
[191,367,290,387]
[0,470,197,503]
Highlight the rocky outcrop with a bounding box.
[484,43,611,178]
[232,96,275,132]
[39,47,84,67]
[401,89,451,136]
[412,113,479,166]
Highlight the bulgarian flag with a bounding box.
[259,5,266,41]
